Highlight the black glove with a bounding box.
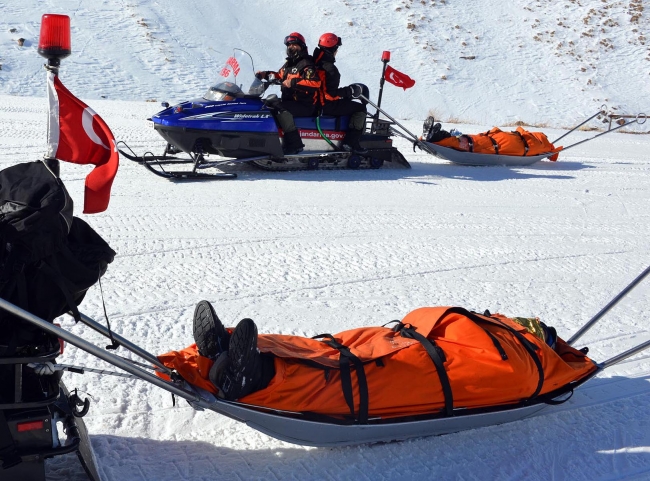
[349,83,364,99]
[340,86,353,100]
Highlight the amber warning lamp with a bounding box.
[38,14,71,72]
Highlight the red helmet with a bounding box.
[318,33,342,50]
[284,32,306,49]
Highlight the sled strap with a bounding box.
[453,307,545,399]
[314,334,369,424]
[487,135,499,154]
[482,328,509,360]
[462,135,474,153]
[513,130,529,156]
[400,325,453,416]
[97,274,119,350]
[479,313,545,400]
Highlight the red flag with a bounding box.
[384,65,415,90]
[46,72,119,214]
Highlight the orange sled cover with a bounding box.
[159,307,597,420]
[435,127,562,161]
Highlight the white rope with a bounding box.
[28,362,144,380]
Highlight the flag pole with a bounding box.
[372,51,390,131]
[39,14,72,177]
[44,66,60,176]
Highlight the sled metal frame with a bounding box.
[0,265,648,447]
[427,109,646,166]
[607,113,643,132]
[369,101,647,166]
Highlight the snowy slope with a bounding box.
[1,1,650,480]
[1,0,649,125]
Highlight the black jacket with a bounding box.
[276,50,320,105]
[312,47,350,102]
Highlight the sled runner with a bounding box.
[415,143,552,167]
[119,49,410,180]
[1,265,649,449]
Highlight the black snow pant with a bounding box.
[276,101,318,134]
[322,100,367,131]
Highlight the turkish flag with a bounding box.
[46,72,119,214]
[384,65,415,90]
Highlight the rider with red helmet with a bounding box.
[256,33,321,155]
[313,33,368,154]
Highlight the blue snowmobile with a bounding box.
[118,49,410,180]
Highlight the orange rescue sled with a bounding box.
[409,108,647,167]
[160,307,597,423]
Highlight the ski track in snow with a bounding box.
[1,0,650,479]
[0,97,648,480]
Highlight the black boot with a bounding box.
[193,300,230,359]
[216,318,264,400]
[422,116,440,142]
[422,117,450,142]
[341,128,368,154]
[282,129,304,155]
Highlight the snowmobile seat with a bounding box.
[295,115,350,132]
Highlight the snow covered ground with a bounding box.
[2,96,649,481]
[1,1,650,480]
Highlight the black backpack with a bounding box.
[0,161,116,355]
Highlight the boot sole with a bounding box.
[209,352,231,393]
[220,318,258,400]
[193,301,228,358]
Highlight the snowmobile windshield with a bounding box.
[204,48,264,100]
[204,82,244,101]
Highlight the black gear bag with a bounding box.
[0,160,116,355]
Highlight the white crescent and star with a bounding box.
[82,106,109,150]
[387,70,403,84]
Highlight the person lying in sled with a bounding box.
[255,32,321,156]
[313,33,368,154]
[159,300,597,420]
[420,116,562,160]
